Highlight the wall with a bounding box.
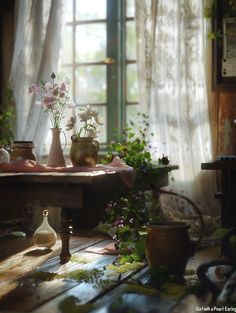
[215,92,236,155]
[0,0,14,105]
[0,0,14,103]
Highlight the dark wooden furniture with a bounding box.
[0,171,130,262]
[201,158,236,227]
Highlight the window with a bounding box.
[58,0,139,149]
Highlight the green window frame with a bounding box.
[61,0,139,145]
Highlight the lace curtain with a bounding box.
[135,0,219,215]
[10,0,65,156]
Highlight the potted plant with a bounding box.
[29,73,74,167]
[101,113,171,259]
[0,88,15,163]
[66,105,103,166]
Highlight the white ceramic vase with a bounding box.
[47,128,66,167]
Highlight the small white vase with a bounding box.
[47,128,66,167]
[0,145,10,164]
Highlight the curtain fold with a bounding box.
[10,0,65,156]
[135,0,219,215]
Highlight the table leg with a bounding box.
[59,208,73,263]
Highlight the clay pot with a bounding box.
[146,221,197,277]
[70,136,99,167]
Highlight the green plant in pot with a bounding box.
[101,113,171,260]
[0,88,15,147]
[103,113,170,191]
[0,88,15,163]
[66,105,102,166]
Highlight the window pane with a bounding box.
[76,24,106,63]
[76,65,106,104]
[126,0,135,17]
[127,63,139,102]
[61,26,73,64]
[126,105,141,124]
[76,0,106,20]
[65,0,73,22]
[126,21,137,60]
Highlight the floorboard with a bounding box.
[0,233,219,313]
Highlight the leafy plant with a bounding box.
[104,189,165,256]
[101,113,171,257]
[103,113,170,191]
[0,88,15,146]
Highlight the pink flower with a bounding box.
[52,86,60,96]
[28,84,39,94]
[29,73,73,128]
[43,96,56,109]
[60,82,67,91]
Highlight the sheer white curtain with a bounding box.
[10,0,65,156]
[135,0,219,215]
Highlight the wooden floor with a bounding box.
[0,233,219,313]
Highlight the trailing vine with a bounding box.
[101,113,171,257]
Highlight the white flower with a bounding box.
[66,104,103,138]
[67,101,76,108]
[66,116,77,131]
[78,105,93,122]
[87,128,97,138]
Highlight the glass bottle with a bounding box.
[0,145,10,163]
[33,210,57,248]
[10,141,37,161]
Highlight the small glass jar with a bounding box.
[33,209,57,249]
[10,141,37,161]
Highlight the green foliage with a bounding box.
[29,268,104,284]
[123,284,159,296]
[104,191,162,254]
[207,30,223,40]
[59,296,97,313]
[63,268,103,283]
[106,261,143,276]
[103,112,170,191]
[70,254,90,264]
[30,271,60,281]
[0,88,15,146]
[102,113,170,257]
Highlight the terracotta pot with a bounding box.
[146,221,197,277]
[70,136,99,167]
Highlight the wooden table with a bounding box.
[0,170,130,263]
[201,159,236,227]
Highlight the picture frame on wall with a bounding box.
[212,0,236,90]
[222,18,236,77]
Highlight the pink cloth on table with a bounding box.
[0,157,136,188]
[84,242,118,255]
